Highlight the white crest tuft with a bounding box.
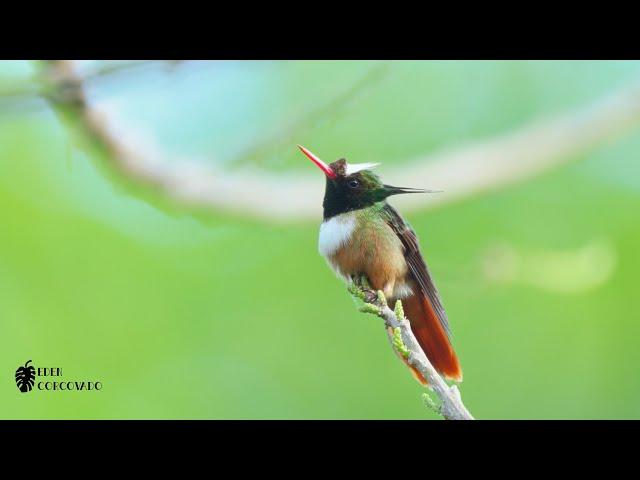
[345,162,380,175]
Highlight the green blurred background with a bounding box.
[1,60,639,419]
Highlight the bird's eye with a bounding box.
[348,180,359,189]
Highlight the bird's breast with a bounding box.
[318,210,409,297]
[318,212,357,258]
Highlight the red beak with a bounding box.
[298,145,337,179]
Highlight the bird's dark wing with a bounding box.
[381,203,451,336]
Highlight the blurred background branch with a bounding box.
[231,62,391,165]
[0,61,183,115]
[32,60,640,222]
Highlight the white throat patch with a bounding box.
[345,162,380,176]
[318,212,356,257]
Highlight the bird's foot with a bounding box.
[350,275,377,303]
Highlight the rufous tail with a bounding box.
[395,293,462,385]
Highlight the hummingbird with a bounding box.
[299,145,462,385]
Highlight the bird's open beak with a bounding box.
[298,145,337,179]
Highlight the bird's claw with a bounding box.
[362,289,377,304]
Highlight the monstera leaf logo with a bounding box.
[15,360,36,393]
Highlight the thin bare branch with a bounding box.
[231,61,391,165]
[353,286,474,420]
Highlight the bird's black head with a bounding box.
[298,146,428,220]
[322,158,391,219]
